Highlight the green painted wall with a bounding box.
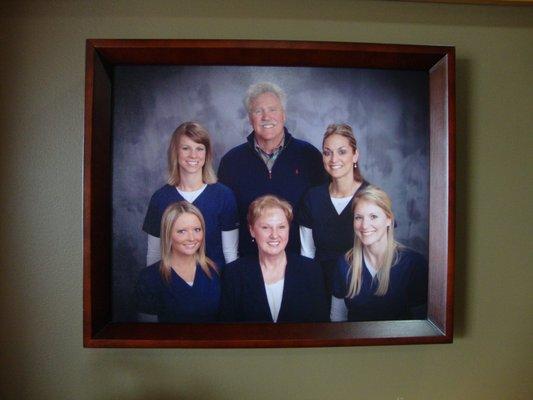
[1,1,531,399]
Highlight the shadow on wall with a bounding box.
[86,350,237,400]
[453,57,472,339]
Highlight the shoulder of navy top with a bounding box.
[210,181,235,196]
[287,252,316,268]
[223,254,255,273]
[307,182,329,197]
[151,184,175,199]
[396,246,427,265]
[219,141,252,162]
[138,262,163,284]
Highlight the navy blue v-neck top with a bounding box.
[298,180,369,264]
[332,247,428,322]
[297,181,369,295]
[134,262,221,323]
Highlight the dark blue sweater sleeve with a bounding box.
[219,185,239,231]
[308,145,328,187]
[297,189,314,228]
[217,155,232,189]
[142,193,163,237]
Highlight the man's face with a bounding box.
[248,92,286,148]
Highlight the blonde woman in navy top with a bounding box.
[298,124,368,297]
[135,201,221,323]
[143,122,239,269]
[331,186,428,322]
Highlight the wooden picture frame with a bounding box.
[84,39,455,348]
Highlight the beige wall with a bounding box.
[1,1,532,399]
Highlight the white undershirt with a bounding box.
[146,235,162,266]
[364,256,378,278]
[330,195,353,214]
[300,195,353,259]
[330,296,348,322]
[264,279,285,323]
[177,184,207,203]
[299,226,316,258]
[145,184,239,266]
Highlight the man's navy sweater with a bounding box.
[218,129,326,256]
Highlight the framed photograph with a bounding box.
[84,39,455,348]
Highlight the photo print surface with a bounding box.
[111,65,429,322]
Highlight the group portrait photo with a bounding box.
[110,64,430,325]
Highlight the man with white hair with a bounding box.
[218,82,326,257]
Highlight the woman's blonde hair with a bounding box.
[247,195,293,227]
[167,121,217,186]
[345,185,399,298]
[159,201,217,283]
[322,123,364,182]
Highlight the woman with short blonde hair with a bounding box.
[247,194,293,227]
[220,195,328,323]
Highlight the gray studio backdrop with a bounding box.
[112,66,429,322]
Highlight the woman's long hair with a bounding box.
[167,121,217,186]
[159,201,217,283]
[345,186,400,297]
[322,123,364,183]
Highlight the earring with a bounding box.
[251,237,255,243]
[353,162,357,169]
